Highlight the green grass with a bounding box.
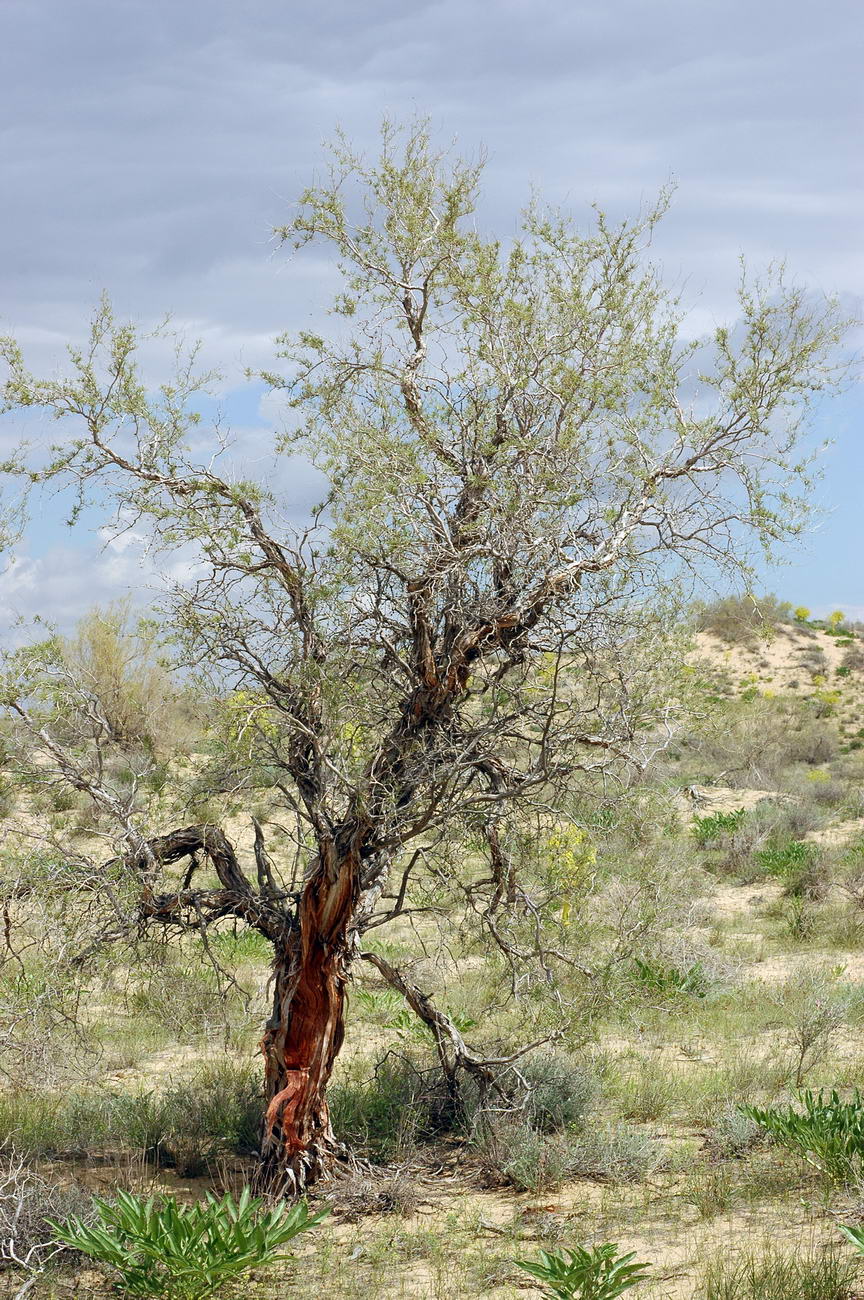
[0,1061,262,1172]
[697,1243,859,1299]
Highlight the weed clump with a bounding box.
[698,1242,859,1299]
[741,1089,864,1187]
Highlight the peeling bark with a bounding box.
[256,846,359,1194]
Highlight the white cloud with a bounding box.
[0,0,860,624]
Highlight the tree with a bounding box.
[62,601,182,751]
[0,120,850,1192]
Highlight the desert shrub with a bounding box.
[0,1148,91,1275]
[810,778,848,808]
[694,594,791,647]
[481,1119,661,1191]
[797,646,830,676]
[484,1125,580,1192]
[630,956,709,998]
[781,854,829,901]
[774,971,858,1087]
[740,1090,864,1185]
[330,1053,452,1158]
[691,808,746,848]
[842,644,864,672]
[755,838,815,880]
[698,1243,858,1299]
[51,1188,325,1300]
[565,1123,662,1181]
[330,1048,595,1159]
[61,602,187,754]
[515,1241,651,1298]
[786,717,840,765]
[519,1052,597,1133]
[679,695,834,789]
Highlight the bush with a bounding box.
[755,839,814,879]
[842,644,864,672]
[515,1242,651,1298]
[479,1119,661,1191]
[330,1048,595,1158]
[698,1243,859,1299]
[740,1090,864,1186]
[692,808,747,847]
[0,1148,91,1275]
[786,717,840,765]
[330,1053,445,1158]
[630,957,709,998]
[694,594,791,647]
[486,1124,579,1192]
[51,1188,326,1299]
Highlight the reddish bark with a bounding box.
[257,845,359,1193]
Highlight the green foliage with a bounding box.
[740,1089,864,1185]
[839,1223,864,1255]
[50,1188,326,1299]
[692,808,746,846]
[694,594,792,647]
[515,1242,651,1299]
[631,957,709,997]
[0,1063,262,1171]
[754,838,814,878]
[698,1243,859,1299]
[63,601,181,752]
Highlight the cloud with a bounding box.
[0,0,860,623]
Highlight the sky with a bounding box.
[0,0,862,632]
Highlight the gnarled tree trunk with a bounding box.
[257,845,359,1194]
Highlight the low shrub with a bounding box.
[692,808,747,848]
[740,1090,864,1186]
[694,595,791,648]
[480,1119,661,1191]
[630,957,709,998]
[330,1053,446,1158]
[51,1188,326,1300]
[515,1241,651,1299]
[330,1048,595,1159]
[0,1148,91,1275]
